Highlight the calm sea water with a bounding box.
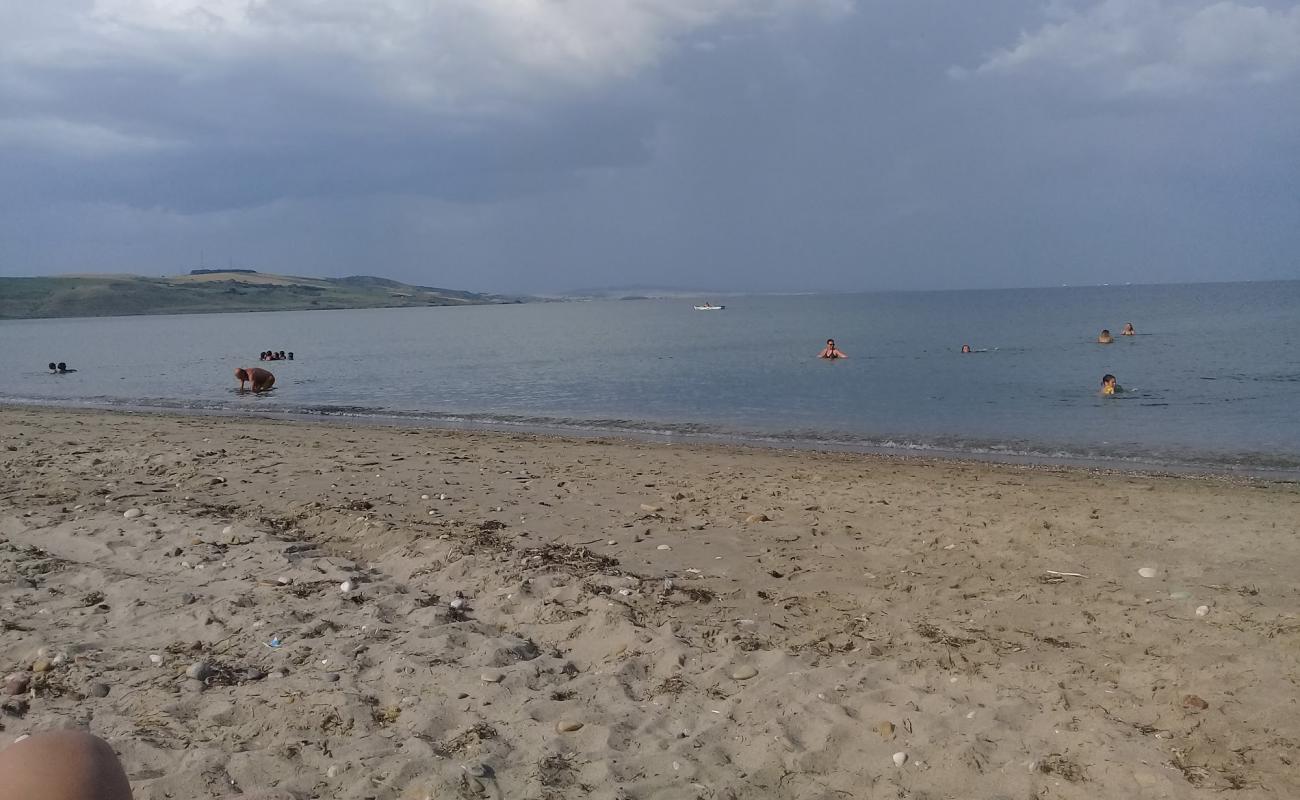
[2,281,1298,477]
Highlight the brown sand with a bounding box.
[1,406,1298,799]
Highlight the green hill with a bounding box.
[0,272,521,320]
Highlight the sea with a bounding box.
[2,281,1298,479]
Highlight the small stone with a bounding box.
[1138,567,1157,578]
[555,720,584,733]
[3,673,30,696]
[657,544,672,551]
[1181,694,1209,711]
[480,671,504,683]
[277,576,292,586]
[745,513,770,524]
[466,764,488,778]
[340,580,354,593]
[31,659,51,674]
[87,682,110,698]
[148,654,164,666]
[421,494,430,500]
[730,665,758,680]
[893,752,908,767]
[123,508,142,519]
[324,672,340,683]
[243,668,267,682]
[180,593,196,605]
[874,721,896,739]
[326,765,341,779]
[185,662,212,681]
[222,526,235,536]
[641,504,663,513]
[1195,605,1209,617]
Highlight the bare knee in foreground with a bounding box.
[0,731,133,800]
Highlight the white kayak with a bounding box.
[693,304,725,311]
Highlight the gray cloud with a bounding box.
[1,0,1297,292]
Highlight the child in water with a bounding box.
[1100,374,1121,396]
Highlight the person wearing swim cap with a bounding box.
[818,339,847,359]
[235,367,276,392]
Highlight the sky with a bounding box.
[1,0,1298,293]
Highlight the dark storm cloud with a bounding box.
[1,1,1297,291]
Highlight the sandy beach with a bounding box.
[1,405,1298,799]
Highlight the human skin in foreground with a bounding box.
[0,731,133,800]
[0,731,291,800]
[235,367,275,392]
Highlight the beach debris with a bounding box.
[874,721,896,739]
[554,720,584,733]
[266,636,283,648]
[1044,570,1087,578]
[123,508,142,519]
[3,673,30,696]
[892,752,908,767]
[1181,694,1209,711]
[1138,567,1158,578]
[730,665,758,680]
[1195,605,1210,617]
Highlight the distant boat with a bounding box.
[693,303,725,311]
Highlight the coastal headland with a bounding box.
[1,406,1297,798]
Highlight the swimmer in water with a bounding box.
[235,367,276,393]
[48,362,58,374]
[1100,374,1121,396]
[1121,322,1136,336]
[818,339,847,359]
[961,344,972,354]
[1097,329,1114,344]
[57,362,75,374]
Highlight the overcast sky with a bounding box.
[2,0,1298,293]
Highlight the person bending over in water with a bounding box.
[818,339,847,359]
[1100,374,1122,396]
[235,367,275,392]
[1097,329,1114,344]
[1121,322,1135,336]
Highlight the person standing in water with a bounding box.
[1097,329,1114,344]
[235,367,275,392]
[1121,323,1136,336]
[818,339,847,359]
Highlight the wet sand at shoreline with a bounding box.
[2,406,1298,798]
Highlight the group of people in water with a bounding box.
[821,322,1136,397]
[260,350,293,361]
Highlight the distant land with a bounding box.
[0,271,524,320]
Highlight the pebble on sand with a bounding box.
[657,544,672,551]
[641,504,664,513]
[3,673,30,696]
[148,654,164,666]
[892,752,908,767]
[745,513,770,524]
[1138,567,1158,578]
[480,671,505,683]
[123,508,142,519]
[340,580,354,593]
[185,662,212,681]
[1195,605,1210,617]
[730,665,758,680]
[1181,694,1209,711]
[874,721,896,739]
[555,720,584,733]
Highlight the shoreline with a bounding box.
[3,405,1299,798]
[5,399,1297,484]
